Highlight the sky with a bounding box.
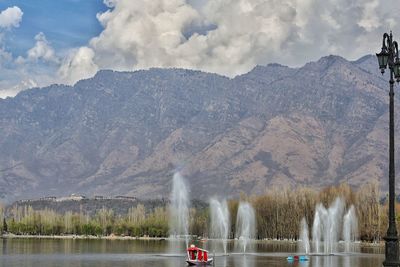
[0,0,399,98]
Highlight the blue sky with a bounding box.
[0,0,106,56]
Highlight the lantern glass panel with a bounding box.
[394,61,400,79]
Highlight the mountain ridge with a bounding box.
[0,54,397,203]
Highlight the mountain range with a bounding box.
[0,54,396,202]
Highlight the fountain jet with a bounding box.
[343,205,358,252]
[299,217,310,254]
[311,197,345,254]
[210,198,230,254]
[312,203,326,254]
[169,172,190,247]
[324,198,345,254]
[236,202,256,253]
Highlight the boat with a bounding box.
[287,255,309,262]
[186,244,213,265]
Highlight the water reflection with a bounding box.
[310,255,364,267]
[234,255,254,267]
[233,239,256,254]
[313,256,320,267]
[343,255,350,267]
[325,256,338,267]
[218,255,227,267]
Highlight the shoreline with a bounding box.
[1,233,166,241]
[0,234,385,247]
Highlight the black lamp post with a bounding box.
[377,31,400,267]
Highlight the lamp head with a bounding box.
[377,47,390,74]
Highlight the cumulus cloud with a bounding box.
[0,31,59,98]
[92,0,200,70]
[0,6,23,29]
[0,47,12,65]
[58,47,98,85]
[358,0,380,31]
[0,79,37,99]
[26,32,59,63]
[57,0,400,84]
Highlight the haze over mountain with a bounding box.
[0,54,395,202]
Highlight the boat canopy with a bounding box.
[187,245,209,253]
[187,245,209,261]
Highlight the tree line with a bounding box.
[2,204,168,237]
[0,180,391,241]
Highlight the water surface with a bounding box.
[0,238,384,267]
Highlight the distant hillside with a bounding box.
[0,54,396,202]
[6,198,163,217]
[5,196,208,216]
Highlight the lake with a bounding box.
[0,238,384,267]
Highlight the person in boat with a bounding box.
[188,247,197,260]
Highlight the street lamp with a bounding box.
[377,31,400,267]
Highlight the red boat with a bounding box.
[186,245,213,265]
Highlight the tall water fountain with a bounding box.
[312,204,324,254]
[310,197,359,254]
[343,205,358,252]
[210,198,230,254]
[236,202,256,253]
[324,197,345,254]
[169,172,190,247]
[299,217,310,254]
[311,197,345,254]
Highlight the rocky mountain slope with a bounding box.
[0,55,396,202]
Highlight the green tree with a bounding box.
[3,217,7,233]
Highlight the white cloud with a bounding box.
[0,6,23,29]
[56,0,400,85]
[26,32,59,63]
[0,31,59,98]
[358,0,380,32]
[93,0,200,70]
[0,79,37,98]
[58,46,98,85]
[0,47,12,65]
